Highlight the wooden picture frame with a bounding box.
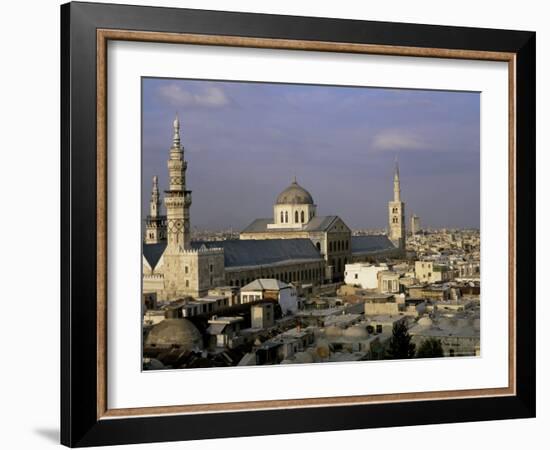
[61,1,535,447]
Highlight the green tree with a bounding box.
[416,338,444,358]
[385,321,416,360]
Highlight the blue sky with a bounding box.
[142,78,480,230]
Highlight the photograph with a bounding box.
[141,78,481,370]
[54,1,536,446]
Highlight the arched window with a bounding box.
[329,242,333,252]
[295,211,299,223]
[280,211,284,223]
[316,242,321,251]
[285,211,288,223]
[301,211,305,223]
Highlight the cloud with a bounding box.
[157,84,230,108]
[371,128,433,152]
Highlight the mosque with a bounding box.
[143,116,405,300]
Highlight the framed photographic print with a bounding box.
[60,1,536,447]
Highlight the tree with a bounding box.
[385,321,416,360]
[416,338,444,358]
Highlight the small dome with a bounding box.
[276,179,314,205]
[145,318,204,350]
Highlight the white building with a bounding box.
[344,263,388,289]
[240,278,299,314]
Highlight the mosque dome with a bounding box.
[276,179,314,205]
[145,318,204,350]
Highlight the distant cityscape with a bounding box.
[142,114,480,370]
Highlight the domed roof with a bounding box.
[276,178,314,205]
[145,318,204,350]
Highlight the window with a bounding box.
[316,242,321,251]
[280,211,284,223]
[209,264,213,273]
[185,266,189,274]
[345,241,349,250]
[301,211,305,223]
[354,274,358,279]
[185,280,189,287]
[295,211,299,223]
[285,211,288,223]
[376,324,383,333]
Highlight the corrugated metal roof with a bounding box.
[351,235,396,254]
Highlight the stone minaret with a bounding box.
[150,175,160,217]
[388,158,406,250]
[144,175,166,244]
[164,114,192,250]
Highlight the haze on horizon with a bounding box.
[142,78,480,231]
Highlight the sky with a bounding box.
[142,78,480,231]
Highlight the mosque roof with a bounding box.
[196,239,323,269]
[143,242,167,269]
[275,179,314,205]
[241,215,342,234]
[351,235,397,254]
[144,238,323,271]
